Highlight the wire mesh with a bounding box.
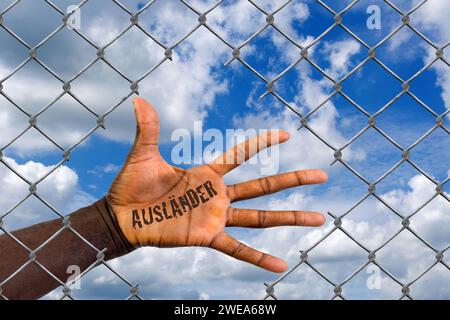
[0,0,448,300]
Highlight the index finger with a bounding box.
[207,130,290,176]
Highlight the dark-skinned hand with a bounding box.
[107,97,328,273]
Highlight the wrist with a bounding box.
[99,197,137,253]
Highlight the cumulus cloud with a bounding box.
[87,163,121,178]
[250,174,450,299]
[0,0,311,156]
[382,0,450,116]
[226,37,365,184]
[426,47,450,119]
[1,0,448,300]
[1,1,228,154]
[412,0,450,118]
[39,171,448,300]
[0,156,94,230]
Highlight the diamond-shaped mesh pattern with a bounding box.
[0,0,448,300]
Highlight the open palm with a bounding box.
[107,97,328,273]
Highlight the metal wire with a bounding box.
[0,0,448,300]
[258,0,450,300]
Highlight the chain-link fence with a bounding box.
[0,0,448,300]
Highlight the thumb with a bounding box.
[130,97,160,157]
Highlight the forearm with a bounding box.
[0,198,134,300]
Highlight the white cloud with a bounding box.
[87,163,121,178]
[383,0,450,116]
[227,38,365,184]
[1,0,448,300]
[321,39,361,78]
[0,0,310,156]
[377,174,450,249]
[0,156,94,230]
[426,47,450,119]
[38,171,446,300]
[412,0,450,42]
[413,1,450,118]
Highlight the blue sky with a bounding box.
[0,0,449,299]
[41,0,449,197]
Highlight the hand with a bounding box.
[107,97,328,273]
